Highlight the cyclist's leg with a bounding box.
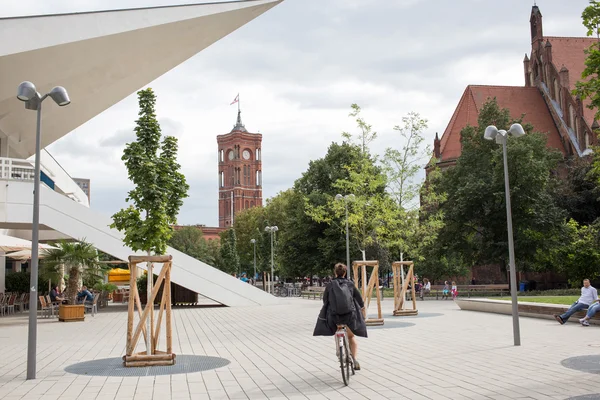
[346,328,357,359]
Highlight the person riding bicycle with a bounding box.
[313,263,367,370]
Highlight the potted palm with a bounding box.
[43,240,104,322]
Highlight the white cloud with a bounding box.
[2,0,588,225]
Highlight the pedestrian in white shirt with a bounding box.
[554,279,598,325]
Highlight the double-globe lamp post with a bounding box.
[335,194,355,269]
[17,81,71,380]
[483,123,525,347]
[250,239,257,281]
[264,226,278,294]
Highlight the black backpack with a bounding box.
[330,279,355,316]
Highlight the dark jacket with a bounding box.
[313,277,367,338]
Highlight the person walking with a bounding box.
[554,279,598,325]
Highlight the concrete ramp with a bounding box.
[1,181,278,307]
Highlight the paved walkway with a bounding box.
[0,298,599,400]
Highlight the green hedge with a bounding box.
[5,272,49,294]
[517,289,581,296]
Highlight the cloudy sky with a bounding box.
[0,0,591,226]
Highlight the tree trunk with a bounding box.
[65,266,80,304]
[59,264,65,292]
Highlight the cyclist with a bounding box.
[313,263,367,370]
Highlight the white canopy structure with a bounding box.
[0,0,283,159]
[0,1,283,306]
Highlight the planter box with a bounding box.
[59,304,85,322]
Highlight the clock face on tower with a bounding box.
[228,150,234,160]
[242,150,251,160]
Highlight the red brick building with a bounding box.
[217,110,263,228]
[173,111,263,241]
[434,5,597,171]
[431,6,597,288]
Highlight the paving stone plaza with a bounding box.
[1,298,600,400]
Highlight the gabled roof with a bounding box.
[438,85,565,162]
[545,36,597,126]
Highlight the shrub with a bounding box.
[5,272,48,294]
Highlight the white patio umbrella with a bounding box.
[0,234,55,252]
[5,248,53,260]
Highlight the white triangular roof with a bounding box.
[0,0,282,158]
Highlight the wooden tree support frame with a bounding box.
[392,261,418,316]
[352,260,384,326]
[124,255,176,367]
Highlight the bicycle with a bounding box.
[335,325,355,386]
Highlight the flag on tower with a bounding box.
[230,94,239,105]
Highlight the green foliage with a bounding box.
[556,219,600,286]
[554,158,600,225]
[219,228,240,275]
[5,272,48,294]
[382,111,429,209]
[42,240,104,304]
[575,1,600,121]
[341,104,377,155]
[428,98,566,272]
[93,282,118,292]
[111,88,189,255]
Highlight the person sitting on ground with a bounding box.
[313,263,367,370]
[420,278,431,299]
[49,285,64,303]
[77,286,94,304]
[554,279,598,325]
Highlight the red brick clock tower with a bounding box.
[217,111,263,228]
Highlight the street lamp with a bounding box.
[17,81,71,380]
[264,226,278,294]
[250,239,257,282]
[484,123,525,347]
[335,194,355,268]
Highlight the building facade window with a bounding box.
[569,105,575,130]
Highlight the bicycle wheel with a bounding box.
[279,288,288,297]
[345,337,355,376]
[339,341,348,386]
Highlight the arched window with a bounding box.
[219,150,224,162]
[245,200,249,209]
[220,172,224,187]
[553,79,559,103]
[569,105,575,129]
[585,132,591,149]
[256,148,261,161]
[251,201,255,207]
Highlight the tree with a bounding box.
[575,0,600,121]
[219,228,240,275]
[557,219,600,286]
[42,241,104,304]
[111,88,189,256]
[433,98,566,273]
[553,158,600,225]
[382,112,429,210]
[168,227,214,265]
[342,104,377,155]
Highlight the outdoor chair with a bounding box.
[14,293,26,312]
[84,293,99,317]
[0,293,5,316]
[5,294,16,315]
[38,296,56,318]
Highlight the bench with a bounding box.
[301,286,325,300]
[414,284,510,300]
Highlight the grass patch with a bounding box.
[493,296,579,305]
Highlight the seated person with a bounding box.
[580,302,600,326]
[77,286,94,303]
[554,279,598,324]
[49,285,64,303]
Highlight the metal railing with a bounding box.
[0,157,36,181]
